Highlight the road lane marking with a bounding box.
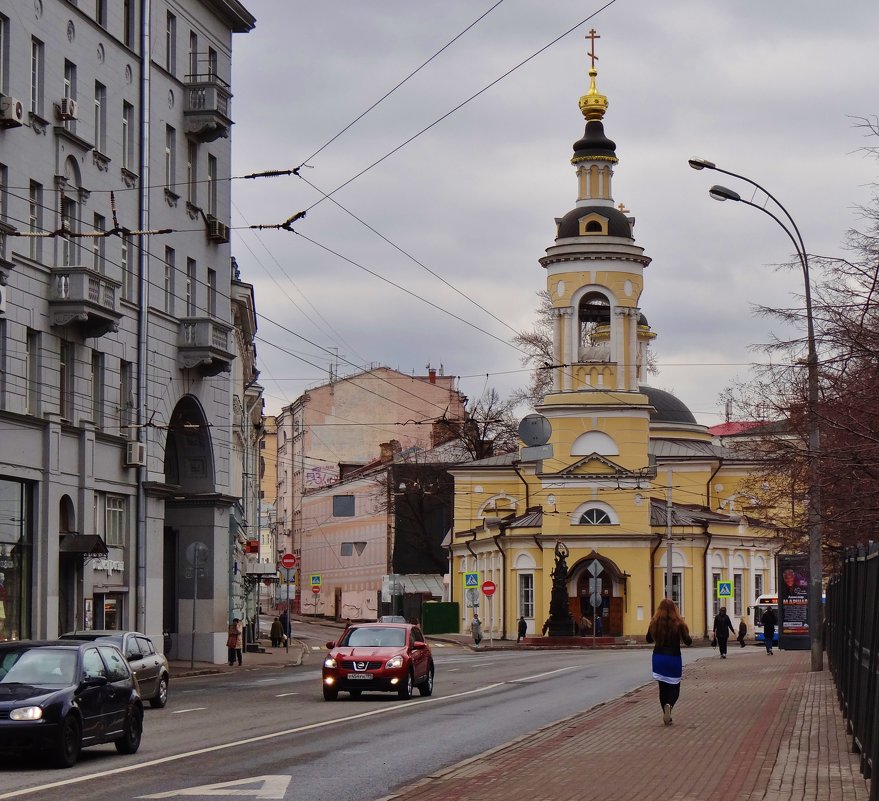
[274,692,298,697]
[0,665,580,799]
[170,707,206,714]
[140,775,290,798]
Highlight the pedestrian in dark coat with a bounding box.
[646,598,692,726]
[279,610,290,638]
[737,618,748,648]
[270,616,284,648]
[712,607,736,658]
[761,607,777,654]
[517,616,527,643]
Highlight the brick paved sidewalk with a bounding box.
[378,651,869,801]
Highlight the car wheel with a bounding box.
[51,715,82,769]
[418,665,434,697]
[323,685,338,701]
[397,670,413,699]
[115,706,144,755]
[348,689,362,698]
[150,674,169,708]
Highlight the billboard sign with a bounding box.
[778,553,810,651]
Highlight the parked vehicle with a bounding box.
[60,631,170,708]
[322,622,434,701]
[378,615,407,623]
[0,640,144,768]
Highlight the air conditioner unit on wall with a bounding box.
[206,216,230,244]
[58,97,78,121]
[124,440,145,467]
[0,96,25,128]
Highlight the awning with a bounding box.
[59,534,109,557]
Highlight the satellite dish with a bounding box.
[518,414,552,446]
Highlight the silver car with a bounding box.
[60,631,170,708]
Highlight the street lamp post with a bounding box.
[689,158,823,672]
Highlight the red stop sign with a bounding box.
[280,553,297,569]
[482,580,496,596]
[311,585,321,595]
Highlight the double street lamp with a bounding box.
[689,158,823,672]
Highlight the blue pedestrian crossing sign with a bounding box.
[310,574,322,587]
[716,581,732,599]
[463,572,481,589]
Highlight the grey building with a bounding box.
[0,0,256,663]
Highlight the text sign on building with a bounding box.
[778,553,810,651]
[716,581,732,599]
[463,572,480,590]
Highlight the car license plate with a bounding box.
[348,673,373,680]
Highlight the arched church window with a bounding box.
[579,508,611,525]
[578,292,611,361]
[585,219,603,233]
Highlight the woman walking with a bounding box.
[646,598,692,726]
[226,617,243,666]
[712,606,736,658]
[737,617,748,648]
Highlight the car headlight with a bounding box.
[10,706,43,721]
[385,655,404,669]
[323,656,337,668]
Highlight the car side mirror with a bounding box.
[412,641,426,650]
[80,675,108,689]
[325,641,335,649]
[127,654,138,662]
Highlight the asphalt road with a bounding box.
[0,643,705,801]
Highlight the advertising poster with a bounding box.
[778,554,810,650]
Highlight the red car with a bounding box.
[322,623,434,701]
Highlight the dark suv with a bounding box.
[322,622,434,701]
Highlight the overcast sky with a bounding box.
[229,1,878,427]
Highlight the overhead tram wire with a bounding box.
[299,0,620,214]
[294,0,508,170]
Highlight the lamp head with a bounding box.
[688,157,716,171]
[709,184,741,202]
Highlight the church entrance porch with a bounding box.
[571,552,626,638]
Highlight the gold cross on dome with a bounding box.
[618,202,629,213]
[587,29,600,69]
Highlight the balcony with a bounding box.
[49,265,122,338]
[177,317,235,376]
[183,74,232,143]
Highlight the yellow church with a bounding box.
[448,46,780,643]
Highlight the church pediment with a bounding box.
[553,452,635,479]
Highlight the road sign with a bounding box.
[590,591,602,607]
[311,585,321,594]
[587,560,602,577]
[482,580,496,596]
[465,588,480,608]
[463,572,480,589]
[716,581,732,598]
[309,574,322,587]
[280,553,297,569]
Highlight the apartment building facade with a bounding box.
[0,0,256,662]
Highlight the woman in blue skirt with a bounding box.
[646,598,693,725]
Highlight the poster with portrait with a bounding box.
[778,553,809,650]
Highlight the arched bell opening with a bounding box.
[578,292,611,363]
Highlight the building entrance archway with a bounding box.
[572,551,626,637]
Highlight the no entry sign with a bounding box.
[311,585,321,594]
[280,553,297,569]
[482,580,496,596]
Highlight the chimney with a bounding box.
[379,440,402,462]
[428,368,436,384]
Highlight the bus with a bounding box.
[748,593,779,645]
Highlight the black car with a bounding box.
[61,631,170,708]
[0,640,144,768]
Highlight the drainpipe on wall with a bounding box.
[649,537,663,618]
[511,461,529,509]
[493,529,507,639]
[134,0,152,638]
[706,460,723,510]
[702,525,713,639]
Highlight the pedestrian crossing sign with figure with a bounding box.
[463,572,480,590]
[716,581,732,599]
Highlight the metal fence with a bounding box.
[826,542,879,801]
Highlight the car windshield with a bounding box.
[343,627,406,648]
[0,649,77,685]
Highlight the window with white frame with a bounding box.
[671,572,683,613]
[579,508,612,525]
[63,60,77,133]
[91,351,104,429]
[733,573,743,617]
[30,38,44,116]
[28,181,42,262]
[165,12,176,75]
[123,0,134,48]
[95,0,107,28]
[207,154,217,216]
[518,573,534,619]
[164,126,176,190]
[712,571,721,617]
[0,15,8,95]
[61,196,77,266]
[104,495,126,547]
[207,268,217,316]
[163,247,175,314]
[92,213,105,272]
[754,572,764,600]
[186,140,197,204]
[93,82,106,153]
[121,234,134,301]
[185,258,196,315]
[59,340,74,421]
[122,102,134,171]
[188,31,198,76]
